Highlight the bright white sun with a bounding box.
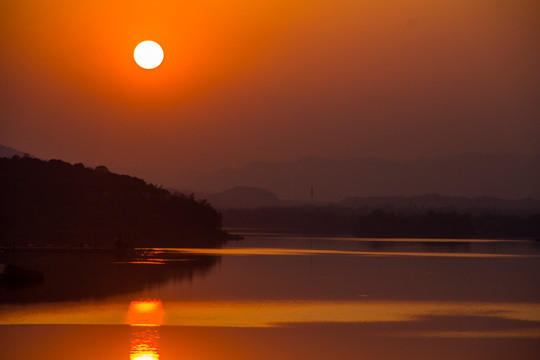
[134,41,164,69]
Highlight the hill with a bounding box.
[0,157,227,248]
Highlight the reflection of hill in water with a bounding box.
[0,250,220,303]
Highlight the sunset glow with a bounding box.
[2,0,538,174]
[1,1,539,359]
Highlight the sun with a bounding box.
[134,41,164,69]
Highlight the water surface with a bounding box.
[1,234,539,359]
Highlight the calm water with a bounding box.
[1,232,540,359]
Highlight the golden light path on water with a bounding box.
[143,247,540,258]
[1,300,540,338]
[127,300,164,360]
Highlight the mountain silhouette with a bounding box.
[185,154,540,202]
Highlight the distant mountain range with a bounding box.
[186,154,540,202]
[3,144,538,203]
[197,187,540,211]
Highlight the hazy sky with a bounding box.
[1,0,539,187]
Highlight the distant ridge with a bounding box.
[186,154,540,201]
[197,187,540,211]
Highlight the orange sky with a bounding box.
[1,0,539,187]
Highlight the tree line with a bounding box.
[222,206,540,239]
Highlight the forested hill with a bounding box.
[0,157,226,248]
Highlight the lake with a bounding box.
[1,231,540,359]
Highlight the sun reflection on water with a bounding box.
[131,355,159,360]
[127,300,163,360]
[130,326,160,360]
[126,299,165,326]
